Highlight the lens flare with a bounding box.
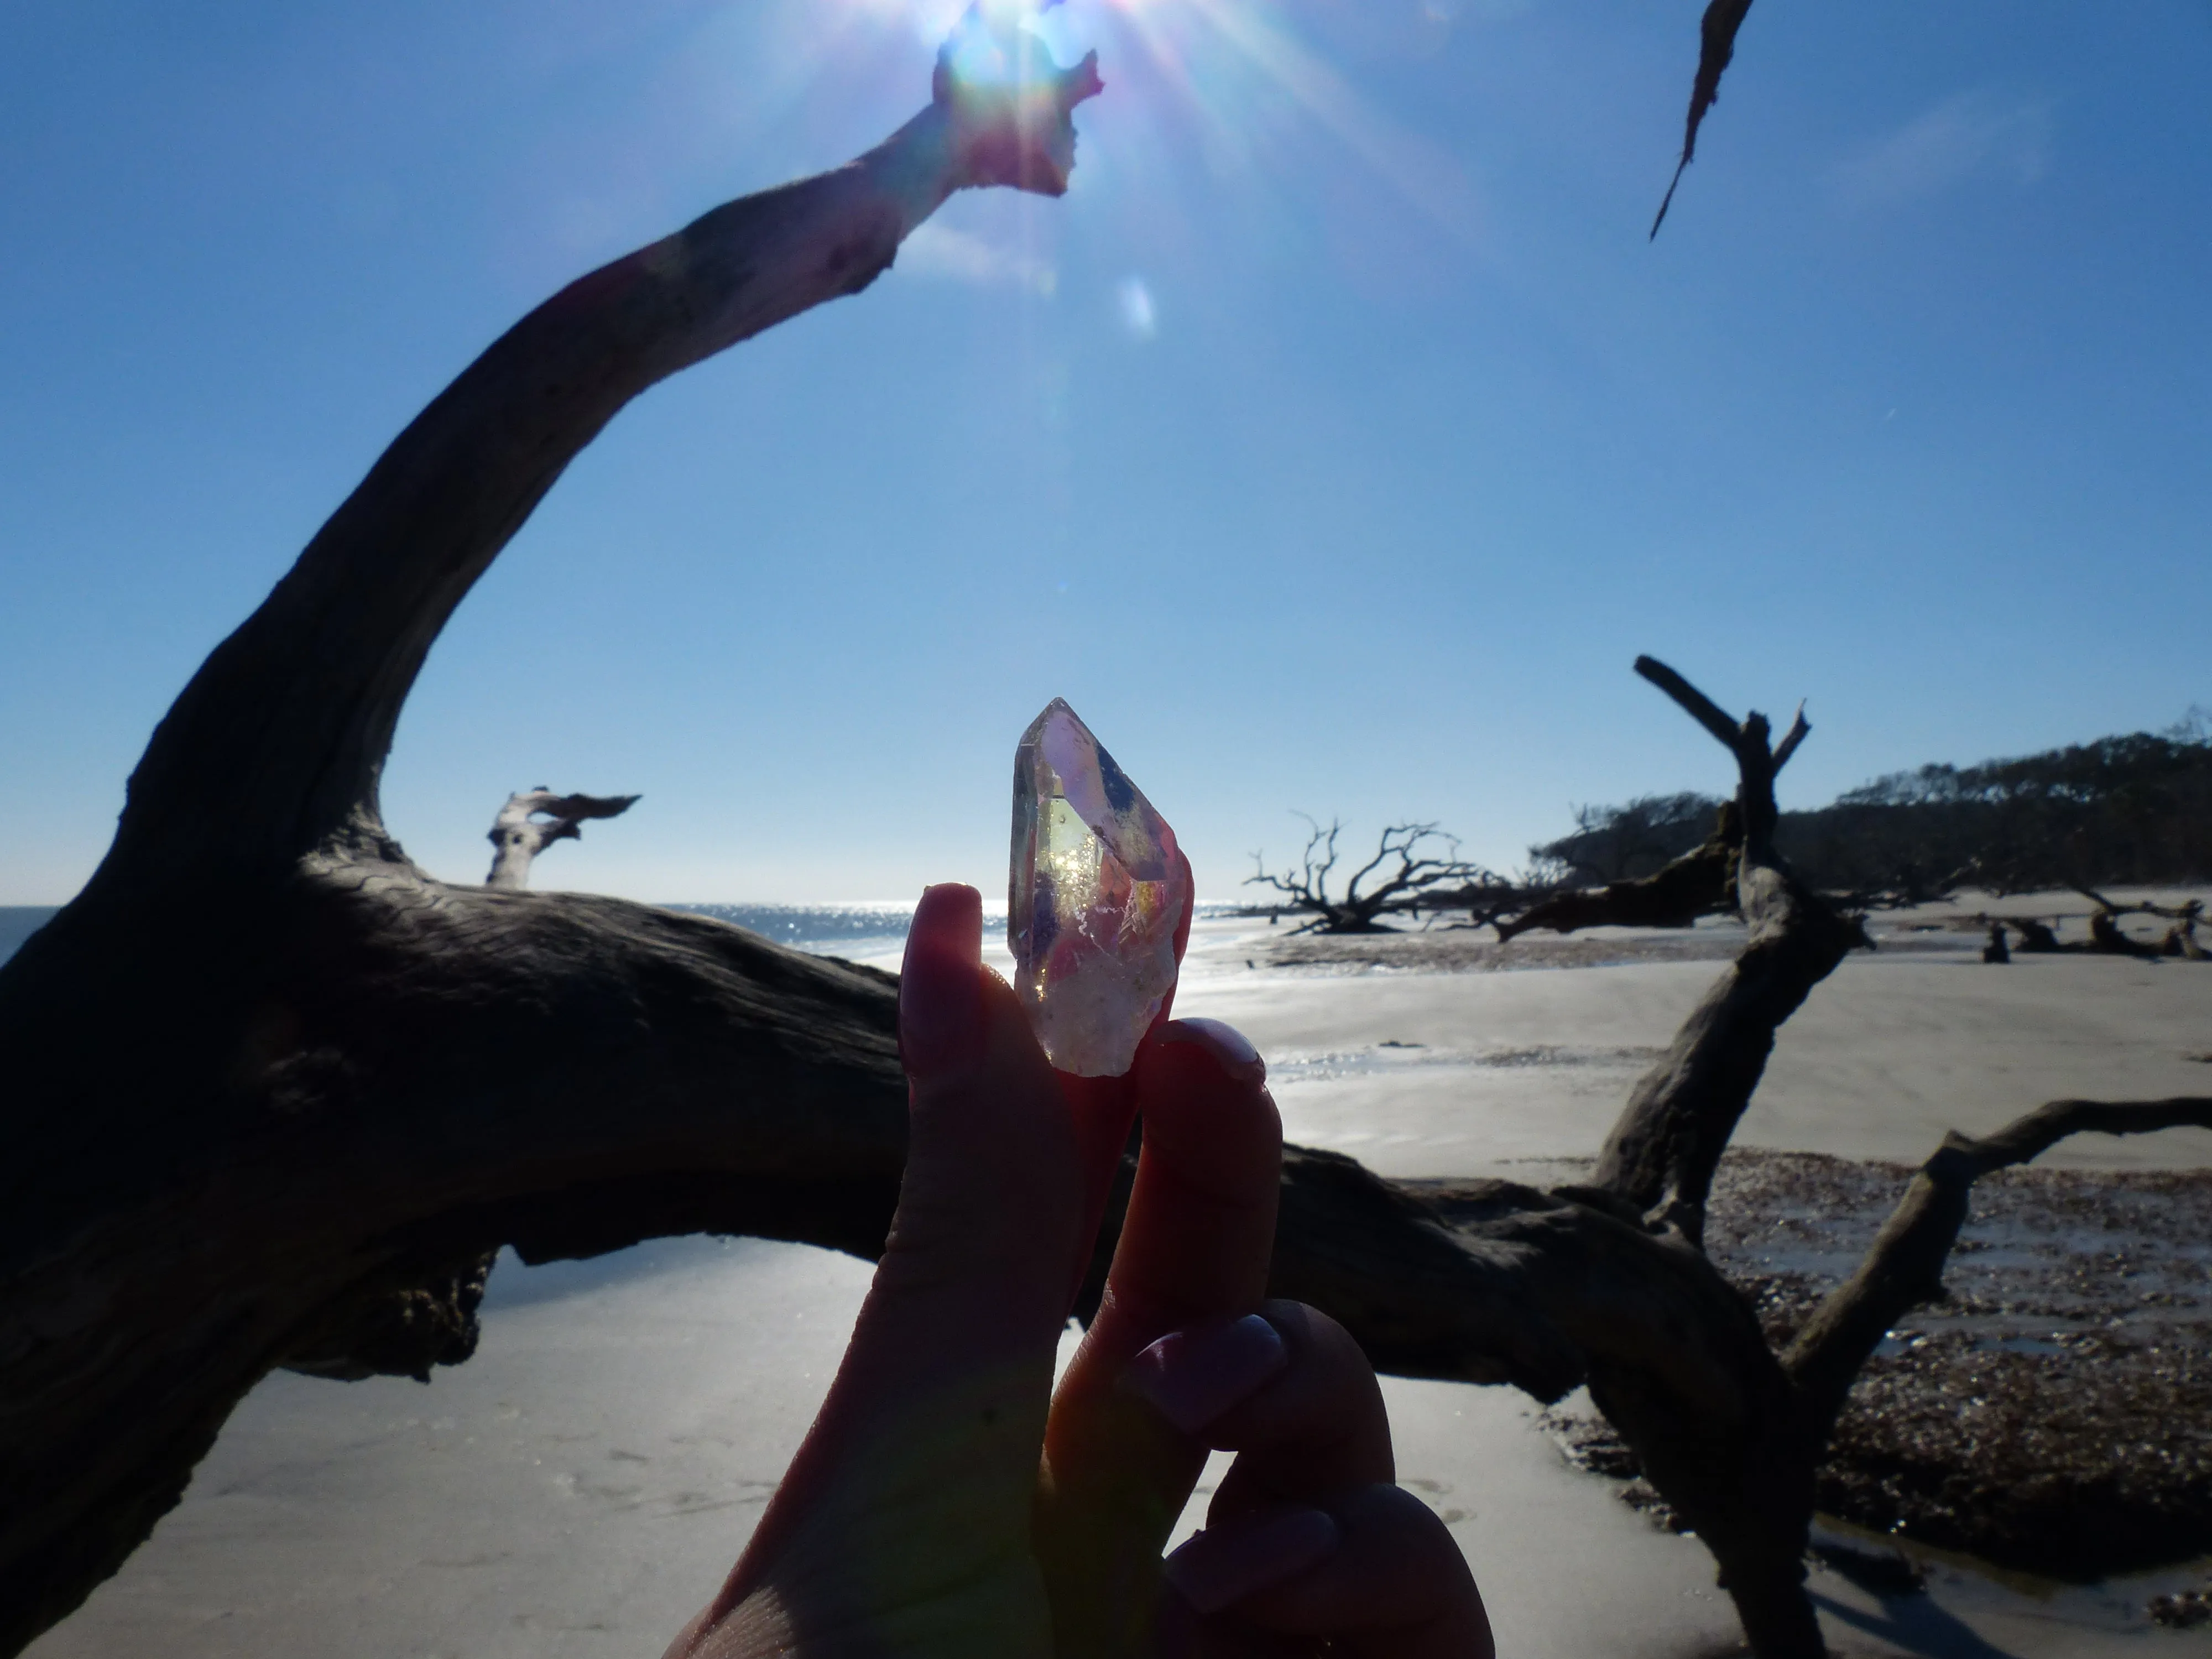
[1117,276,1157,338]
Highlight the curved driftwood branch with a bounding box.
[0,42,1100,1657]
[85,46,1100,896]
[486,789,640,888]
[0,888,910,1657]
[1785,1097,2212,1434]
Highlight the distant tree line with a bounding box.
[1536,713,2212,900]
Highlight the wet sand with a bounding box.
[27,898,2212,1658]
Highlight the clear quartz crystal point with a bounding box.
[1010,698,1190,1077]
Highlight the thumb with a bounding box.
[702,885,1083,1627]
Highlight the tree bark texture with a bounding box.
[1588,662,1866,1238]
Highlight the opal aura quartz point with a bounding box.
[1010,698,1190,1077]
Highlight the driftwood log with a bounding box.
[1983,889,2207,963]
[1496,796,1743,942]
[486,789,640,888]
[0,38,1104,1657]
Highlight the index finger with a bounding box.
[1035,1017,1281,1650]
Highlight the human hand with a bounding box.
[665,883,1491,1658]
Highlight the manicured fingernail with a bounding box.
[1156,1018,1266,1087]
[1162,1507,1339,1615]
[898,884,983,1078]
[1124,1313,1287,1434]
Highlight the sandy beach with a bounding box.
[24,895,2212,1658]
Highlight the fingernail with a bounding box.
[1155,1018,1266,1087]
[1162,1507,1339,1615]
[1124,1313,1287,1434]
[898,884,983,1078]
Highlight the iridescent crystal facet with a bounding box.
[1009,698,1189,1077]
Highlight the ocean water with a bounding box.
[675,902,963,963]
[0,906,56,970]
[675,901,1245,962]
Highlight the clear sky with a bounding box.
[2,0,2206,906]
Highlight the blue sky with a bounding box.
[2,0,2206,905]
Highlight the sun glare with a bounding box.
[773,0,1479,253]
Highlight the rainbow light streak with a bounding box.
[1105,0,1479,243]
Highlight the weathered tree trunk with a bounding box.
[486,789,639,888]
[1589,660,1867,1243]
[0,44,1100,1657]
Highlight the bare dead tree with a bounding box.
[0,37,1102,1656]
[1246,815,1490,933]
[1204,659,2209,1658]
[486,789,640,889]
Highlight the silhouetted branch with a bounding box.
[1496,801,1741,942]
[1771,701,1810,773]
[1650,0,1757,239]
[1247,817,1488,933]
[1635,653,1745,752]
[1786,1097,2212,1436]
